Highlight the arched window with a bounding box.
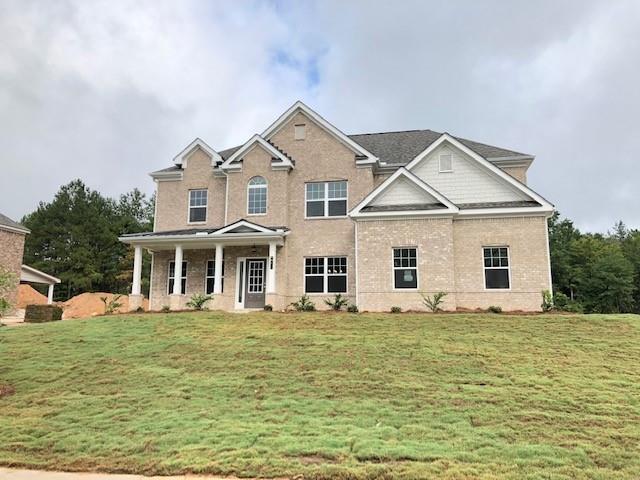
[247,176,267,215]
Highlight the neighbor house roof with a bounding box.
[0,212,29,234]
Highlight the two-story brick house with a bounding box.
[120,102,553,312]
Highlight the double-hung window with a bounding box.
[304,256,347,293]
[189,189,207,223]
[205,259,225,294]
[168,261,187,294]
[305,181,347,217]
[247,176,267,215]
[393,248,418,289]
[483,247,510,289]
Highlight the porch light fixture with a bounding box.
[251,244,257,255]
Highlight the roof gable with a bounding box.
[350,168,458,218]
[405,134,553,211]
[173,138,222,167]
[262,101,378,165]
[219,135,294,171]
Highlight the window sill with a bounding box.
[187,221,207,225]
[247,213,267,217]
[304,216,349,220]
[304,292,349,296]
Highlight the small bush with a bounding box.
[422,291,448,312]
[347,304,359,313]
[161,305,170,313]
[24,304,63,323]
[324,293,349,311]
[0,298,10,318]
[135,306,145,313]
[264,304,273,311]
[552,292,584,313]
[390,306,402,313]
[186,293,213,311]
[541,290,554,312]
[101,294,123,315]
[290,295,316,311]
[488,305,502,314]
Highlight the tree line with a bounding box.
[20,180,640,313]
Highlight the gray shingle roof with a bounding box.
[156,129,532,175]
[361,202,447,213]
[457,200,541,209]
[121,223,289,238]
[349,130,531,165]
[0,212,29,233]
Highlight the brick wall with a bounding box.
[0,229,26,313]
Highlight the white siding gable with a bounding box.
[411,143,531,204]
[370,176,439,206]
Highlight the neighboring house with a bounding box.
[0,212,60,316]
[120,102,553,312]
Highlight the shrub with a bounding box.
[290,295,316,311]
[24,304,63,323]
[541,290,554,312]
[186,293,213,311]
[552,292,584,313]
[135,306,145,313]
[264,304,273,311]
[422,291,448,312]
[390,306,402,313]
[161,305,171,313]
[0,298,10,318]
[324,293,349,311]
[100,294,123,315]
[347,304,359,313]
[488,305,502,314]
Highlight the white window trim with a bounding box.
[303,256,348,295]
[204,259,224,294]
[304,181,349,219]
[482,246,512,291]
[439,153,453,173]
[167,260,188,295]
[392,246,419,291]
[187,189,208,225]
[247,177,268,216]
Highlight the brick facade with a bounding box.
[146,107,550,312]
[0,229,26,313]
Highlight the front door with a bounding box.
[244,259,266,308]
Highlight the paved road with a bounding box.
[0,468,279,480]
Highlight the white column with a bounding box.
[267,241,277,293]
[132,245,143,295]
[213,244,223,294]
[173,244,183,295]
[47,284,54,304]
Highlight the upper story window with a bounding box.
[294,124,306,140]
[483,247,510,289]
[439,153,453,173]
[188,189,207,223]
[305,181,347,218]
[247,176,267,215]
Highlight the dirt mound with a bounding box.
[16,284,48,308]
[62,292,149,319]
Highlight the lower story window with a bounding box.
[168,261,187,294]
[205,259,225,294]
[304,256,347,293]
[484,247,510,289]
[393,247,417,289]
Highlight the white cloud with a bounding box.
[1,0,639,232]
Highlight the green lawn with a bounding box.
[1,312,639,479]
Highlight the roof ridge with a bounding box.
[348,128,441,137]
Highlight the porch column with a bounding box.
[267,241,277,294]
[173,244,184,295]
[213,244,223,294]
[47,284,54,304]
[132,245,143,295]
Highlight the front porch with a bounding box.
[119,220,288,312]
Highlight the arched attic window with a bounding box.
[247,176,267,215]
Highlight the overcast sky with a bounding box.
[1,0,638,232]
